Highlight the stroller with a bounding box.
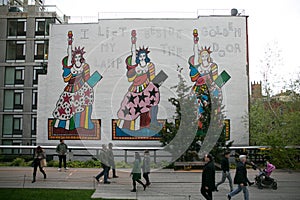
[254,161,277,190]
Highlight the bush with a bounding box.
[0,155,33,162]
[116,161,132,168]
[10,158,26,166]
[47,160,59,167]
[67,160,84,168]
[84,160,101,168]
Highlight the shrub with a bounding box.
[47,160,59,167]
[67,160,84,168]
[84,160,101,168]
[116,161,132,168]
[0,155,33,162]
[10,158,26,166]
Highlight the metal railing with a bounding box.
[0,145,299,164]
[0,145,164,163]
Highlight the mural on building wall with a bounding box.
[112,30,168,140]
[48,31,102,140]
[188,29,231,136]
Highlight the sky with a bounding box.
[46,0,300,94]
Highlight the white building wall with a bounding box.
[37,17,249,147]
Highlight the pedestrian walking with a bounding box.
[142,150,151,186]
[32,146,46,183]
[94,144,110,184]
[215,151,233,192]
[108,143,118,178]
[201,154,216,200]
[227,155,249,200]
[131,152,146,192]
[56,139,68,171]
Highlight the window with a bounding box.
[13,116,23,135]
[31,115,37,136]
[14,91,23,109]
[7,19,26,37]
[32,90,38,110]
[2,115,23,136]
[6,40,26,61]
[2,140,21,154]
[5,67,24,85]
[34,40,48,60]
[33,64,47,84]
[35,18,55,36]
[2,140,12,154]
[4,90,23,110]
[3,115,13,135]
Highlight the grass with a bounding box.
[0,188,132,200]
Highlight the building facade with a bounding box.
[1,2,250,154]
[38,17,250,147]
[0,0,66,152]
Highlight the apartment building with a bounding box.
[0,0,66,152]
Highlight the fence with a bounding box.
[0,145,299,164]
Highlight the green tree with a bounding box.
[249,84,300,168]
[250,40,300,168]
[160,73,228,163]
[159,73,200,161]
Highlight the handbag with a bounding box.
[40,159,47,167]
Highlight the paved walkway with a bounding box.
[0,167,299,199]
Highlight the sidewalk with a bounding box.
[0,167,299,199]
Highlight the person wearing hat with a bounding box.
[227,154,249,200]
[201,154,216,200]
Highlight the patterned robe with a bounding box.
[52,56,94,130]
[117,56,160,130]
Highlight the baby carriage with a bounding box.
[254,161,277,190]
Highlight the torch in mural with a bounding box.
[51,31,102,138]
[188,29,230,136]
[115,30,167,138]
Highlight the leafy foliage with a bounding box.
[10,158,27,166]
[159,73,227,163]
[249,92,300,168]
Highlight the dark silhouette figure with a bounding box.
[32,146,46,183]
[201,154,216,200]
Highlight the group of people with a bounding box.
[201,152,258,200]
[32,142,273,199]
[130,151,151,192]
[31,140,152,193]
[93,147,151,192]
[93,143,119,184]
[31,139,68,183]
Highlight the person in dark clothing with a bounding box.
[142,150,151,186]
[56,139,68,171]
[216,151,233,191]
[32,146,47,183]
[227,155,249,200]
[131,152,146,192]
[201,154,216,200]
[94,144,110,184]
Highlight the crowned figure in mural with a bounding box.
[188,29,224,136]
[116,30,162,134]
[52,31,101,133]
